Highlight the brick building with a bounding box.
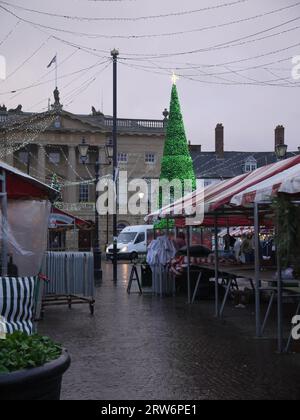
[191,124,299,187]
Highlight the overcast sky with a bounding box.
[0,0,300,152]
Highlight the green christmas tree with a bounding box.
[50,173,62,202]
[156,81,196,229]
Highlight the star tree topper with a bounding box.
[171,72,179,85]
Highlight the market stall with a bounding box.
[0,160,58,334]
[146,155,300,352]
[44,207,95,315]
[49,206,93,251]
[0,160,57,277]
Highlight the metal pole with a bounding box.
[214,215,220,317]
[276,216,283,353]
[187,224,191,304]
[111,49,119,283]
[94,161,102,284]
[26,144,31,175]
[254,202,262,337]
[1,170,8,276]
[106,212,109,247]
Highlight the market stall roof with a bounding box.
[0,160,58,200]
[49,207,92,229]
[231,156,300,206]
[146,155,300,227]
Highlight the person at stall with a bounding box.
[234,236,242,263]
[240,234,254,264]
[174,233,186,251]
[224,233,236,252]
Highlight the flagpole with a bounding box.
[55,53,58,88]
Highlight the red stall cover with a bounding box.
[1,161,58,200]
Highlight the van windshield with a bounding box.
[117,232,137,244]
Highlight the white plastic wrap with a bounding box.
[0,200,51,277]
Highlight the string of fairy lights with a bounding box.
[1,0,300,192]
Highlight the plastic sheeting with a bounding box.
[0,200,51,277]
[147,236,176,295]
[42,252,94,297]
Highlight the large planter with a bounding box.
[0,350,71,401]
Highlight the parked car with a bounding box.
[106,225,154,261]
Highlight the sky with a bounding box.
[0,0,300,152]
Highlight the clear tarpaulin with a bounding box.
[0,200,51,277]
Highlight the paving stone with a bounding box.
[38,263,300,401]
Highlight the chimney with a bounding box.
[215,124,224,159]
[189,144,202,153]
[275,125,285,150]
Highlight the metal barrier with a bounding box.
[41,252,95,315]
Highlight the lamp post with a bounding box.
[111,48,119,283]
[78,138,113,284]
[275,144,288,161]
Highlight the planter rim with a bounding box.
[0,349,70,386]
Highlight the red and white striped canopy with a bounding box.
[146,155,300,226]
[231,156,300,206]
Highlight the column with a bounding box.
[5,150,14,167]
[37,145,46,182]
[66,145,77,203]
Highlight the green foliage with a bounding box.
[272,196,300,278]
[51,173,62,202]
[155,85,196,230]
[0,332,62,374]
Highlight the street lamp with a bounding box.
[78,138,89,164]
[105,141,114,162]
[275,144,288,160]
[78,138,112,284]
[111,48,119,283]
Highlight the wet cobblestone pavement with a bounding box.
[39,263,300,400]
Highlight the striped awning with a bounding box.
[231,157,300,206]
[146,155,300,226]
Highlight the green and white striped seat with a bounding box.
[0,277,37,336]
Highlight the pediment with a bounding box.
[50,111,104,132]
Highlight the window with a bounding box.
[48,231,66,251]
[54,117,61,129]
[79,183,89,203]
[79,154,90,164]
[244,157,257,173]
[145,153,156,164]
[19,151,29,165]
[135,232,145,244]
[49,152,60,164]
[118,153,128,164]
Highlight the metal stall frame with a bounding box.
[0,169,8,277]
[254,200,300,353]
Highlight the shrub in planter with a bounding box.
[0,332,70,401]
[272,197,300,279]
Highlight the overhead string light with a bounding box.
[0,0,251,22]
[0,111,57,159]
[0,1,299,39]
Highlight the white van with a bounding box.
[106,225,154,261]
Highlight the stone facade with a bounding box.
[0,99,166,250]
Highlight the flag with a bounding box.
[47,55,57,68]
